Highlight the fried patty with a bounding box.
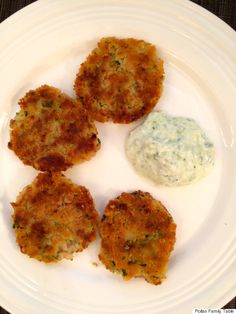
[99,191,176,285]
[8,85,101,171]
[74,37,164,123]
[11,172,99,263]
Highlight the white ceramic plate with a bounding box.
[0,0,236,313]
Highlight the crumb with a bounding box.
[74,37,164,123]
[11,172,99,263]
[99,190,176,285]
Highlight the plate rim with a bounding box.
[0,0,236,313]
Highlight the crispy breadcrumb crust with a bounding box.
[74,37,164,123]
[8,85,101,171]
[99,191,176,285]
[11,172,99,263]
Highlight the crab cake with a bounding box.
[11,172,99,263]
[74,37,164,123]
[8,85,101,171]
[99,191,176,285]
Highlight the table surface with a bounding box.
[0,0,235,313]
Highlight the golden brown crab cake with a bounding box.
[11,172,99,263]
[74,37,164,123]
[8,85,101,172]
[99,191,176,285]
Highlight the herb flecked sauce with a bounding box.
[126,111,215,186]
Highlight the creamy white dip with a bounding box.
[125,111,215,186]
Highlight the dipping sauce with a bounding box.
[125,111,215,186]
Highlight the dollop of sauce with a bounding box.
[125,111,215,186]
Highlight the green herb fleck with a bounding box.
[122,269,127,276]
[52,255,60,261]
[98,101,105,108]
[110,260,116,266]
[132,81,139,91]
[42,100,53,108]
[13,222,20,229]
